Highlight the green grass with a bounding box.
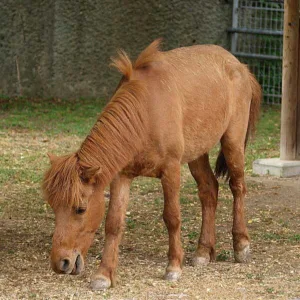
[0,97,107,136]
[126,218,137,230]
[0,168,41,185]
[187,231,198,240]
[216,250,231,261]
[245,105,281,171]
[262,232,300,243]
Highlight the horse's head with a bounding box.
[43,153,105,275]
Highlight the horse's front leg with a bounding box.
[90,174,132,290]
[161,162,184,281]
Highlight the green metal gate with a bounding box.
[229,0,284,105]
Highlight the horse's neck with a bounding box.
[77,88,148,185]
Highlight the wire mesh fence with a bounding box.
[229,0,284,105]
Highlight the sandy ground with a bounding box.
[0,129,300,300]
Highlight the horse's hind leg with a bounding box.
[188,154,218,266]
[221,133,250,263]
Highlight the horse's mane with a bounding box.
[77,79,148,185]
[43,153,83,209]
[110,38,162,80]
[43,40,161,208]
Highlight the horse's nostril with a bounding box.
[59,258,71,272]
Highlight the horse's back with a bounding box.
[132,44,253,166]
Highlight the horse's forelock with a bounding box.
[43,153,83,209]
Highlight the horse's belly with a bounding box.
[181,107,230,163]
[181,130,222,163]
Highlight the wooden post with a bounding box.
[280,0,300,160]
[297,12,300,159]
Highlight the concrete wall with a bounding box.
[0,0,232,99]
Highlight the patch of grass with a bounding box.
[289,234,300,242]
[262,232,300,243]
[255,273,264,281]
[279,219,289,228]
[0,169,16,184]
[0,98,106,137]
[216,250,231,261]
[187,231,198,240]
[0,168,42,185]
[180,196,190,204]
[266,287,275,294]
[182,217,191,224]
[154,198,162,206]
[0,94,11,100]
[262,233,282,241]
[131,177,160,196]
[245,105,281,171]
[181,180,198,195]
[126,218,136,230]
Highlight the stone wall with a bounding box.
[0,0,232,99]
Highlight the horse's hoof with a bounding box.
[90,275,111,290]
[164,270,182,281]
[234,244,250,263]
[192,256,210,267]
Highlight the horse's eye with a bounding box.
[80,176,89,184]
[75,207,86,215]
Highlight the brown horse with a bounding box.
[43,39,261,290]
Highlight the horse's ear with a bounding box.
[47,153,58,164]
[80,166,102,183]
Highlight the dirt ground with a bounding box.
[0,129,300,300]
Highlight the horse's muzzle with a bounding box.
[51,252,84,275]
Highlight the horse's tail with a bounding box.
[215,68,262,181]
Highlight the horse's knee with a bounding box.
[198,177,218,207]
[105,219,123,237]
[229,178,246,198]
[163,211,181,230]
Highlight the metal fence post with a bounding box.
[231,0,239,53]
